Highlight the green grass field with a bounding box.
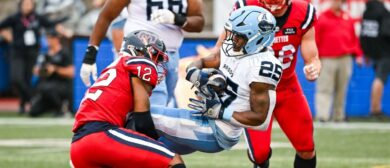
[0,116,389,168]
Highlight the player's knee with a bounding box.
[247,148,272,168]
[297,150,315,159]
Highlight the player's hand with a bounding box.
[188,91,224,119]
[80,45,99,87]
[185,67,226,98]
[151,9,175,24]
[80,64,97,87]
[303,63,320,81]
[150,9,187,27]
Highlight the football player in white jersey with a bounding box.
[146,6,283,155]
[80,0,204,107]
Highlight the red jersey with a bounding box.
[234,0,317,85]
[73,55,158,132]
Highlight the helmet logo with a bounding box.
[136,31,158,45]
[258,13,274,35]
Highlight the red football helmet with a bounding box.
[259,0,291,16]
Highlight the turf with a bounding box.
[0,118,389,168]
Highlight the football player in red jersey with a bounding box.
[70,30,185,168]
[211,0,321,167]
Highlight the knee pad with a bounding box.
[247,148,272,168]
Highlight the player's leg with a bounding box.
[165,51,180,107]
[244,123,273,168]
[275,81,316,168]
[71,128,177,168]
[333,56,352,121]
[150,105,225,154]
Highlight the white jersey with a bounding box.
[124,0,188,51]
[214,48,282,143]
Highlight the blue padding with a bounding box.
[0,46,10,91]
[73,38,114,111]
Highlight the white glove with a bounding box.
[151,9,175,24]
[80,63,98,87]
[303,64,319,81]
[188,91,224,119]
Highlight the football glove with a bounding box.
[150,9,187,27]
[188,91,224,119]
[185,67,227,98]
[80,45,98,86]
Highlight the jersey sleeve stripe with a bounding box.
[107,129,175,158]
[126,58,157,70]
[235,0,246,9]
[301,4,315,29]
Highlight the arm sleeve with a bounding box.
[301,3,317,35]
[131,111,159,140]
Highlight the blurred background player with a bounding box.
[315,0,364,122]
[70,31,185,168]
[360,0,390,119]
[29,28,74,117]
[209,0,321,167]
[79,0,204,108]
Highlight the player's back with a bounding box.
[125,0,188,51]
[73,55,158,132]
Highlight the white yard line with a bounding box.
[0,118,74,125]
[0,118,389,130]
[0,139,70,147]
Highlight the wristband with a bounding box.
[222,107,234,121]
[83,45,99,64]
[173,13,187,27]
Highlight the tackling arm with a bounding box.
[301,27,321,81]
[129,76,159,140]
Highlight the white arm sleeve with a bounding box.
[228,90,276,130]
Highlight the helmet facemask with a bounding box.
[222,27,249,57]
[145,44,169,84]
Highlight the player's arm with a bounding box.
[301,27,321,81]
[186,30,226,70]
[182,0,204,32]
[151,0,204,32]
[88,0,129,47]
[230,82,275,129]
[80,0,129,86]
[129,74,159,140]
[193,81,276,130]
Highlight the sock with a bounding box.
[294,153,316,168]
